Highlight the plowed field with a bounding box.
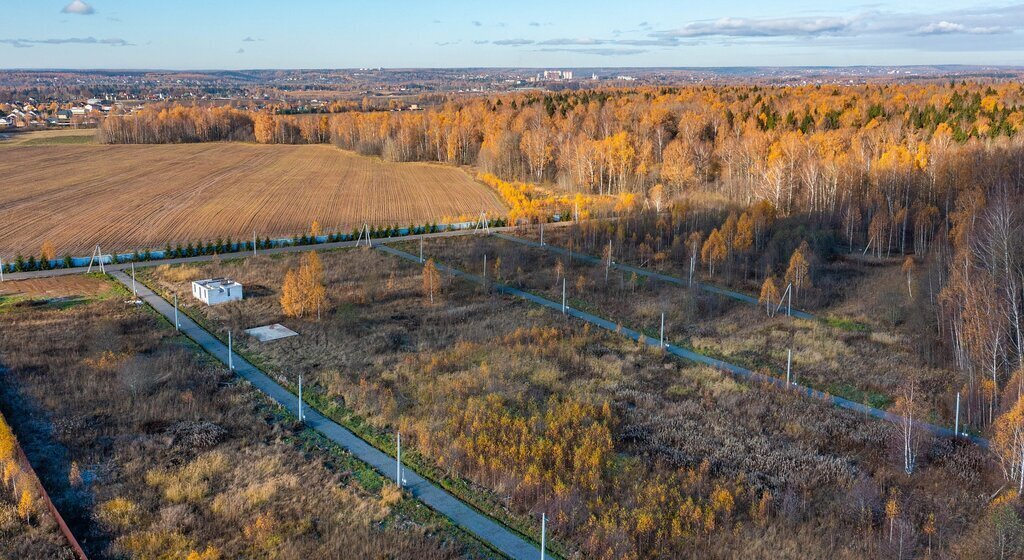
[0,143,505,255]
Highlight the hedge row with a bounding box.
[1,218,510,274]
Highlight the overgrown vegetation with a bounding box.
[0,278,486,559]
[143,245,1015,558]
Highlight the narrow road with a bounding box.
[109,271,545,560]
[492,232,817,321]
[377,244,988,449]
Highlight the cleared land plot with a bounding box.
[409,235,963,419]
[141,246,998,559]
[0,143,506,256]
[0,277,481,559]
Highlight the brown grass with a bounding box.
[0,277,475,559]
[143,245,1002,559]
[0,143,507,256]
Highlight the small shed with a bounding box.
[191,278,243,306]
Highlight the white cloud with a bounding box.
[661,16,855,38]
[916,21,1005,35]
[61,0,94,15]
[493,38,534,46]
[0,36,131,47]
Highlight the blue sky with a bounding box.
[2,1,1023,69]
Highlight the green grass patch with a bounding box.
[824,382,893,409]
[824,315,870,332]
[19,134,95,146]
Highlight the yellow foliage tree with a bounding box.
[280,252,327,319]
[993,395,1024,490]
[253,112,275,144]
[18,488,33,522]
[40,240,57,262]
[759,276,780,317]
[423,259,441,304]
[784,241,812,299]
[902,257,915,299]
[701,228,727,276]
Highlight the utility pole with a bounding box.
[174,294,180,331]
[228,330,234,371]
[540,512,546,560]
[298,375,304,423]
[419,238,424,263]
[562,278,567,314]
[131,261,137,298]
[483,254,487,288]
[689,254,696,287]
[0,257,4,282]
[786,349,792,385]
[396,432,402,488]
[660,312,665,348]
[955,392,960,437]
[253,231,258,257]
[540,222,544,246]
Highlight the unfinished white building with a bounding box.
[191,278,243,306]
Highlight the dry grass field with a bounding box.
[0,143,506,256]
[0,277,483,559]
[141,246,1004,559]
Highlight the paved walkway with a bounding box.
[109,271,544,560]
[377,245,988,449]
[493,232,817,321]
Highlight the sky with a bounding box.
[1,1,1023,69]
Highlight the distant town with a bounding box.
[3,65,1022,131]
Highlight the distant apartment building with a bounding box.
[541,70,574,81]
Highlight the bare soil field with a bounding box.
[141,245,1001,559]
[0,143,506,256]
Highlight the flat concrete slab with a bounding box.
[245,324,298,342]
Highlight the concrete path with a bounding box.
[109,271,544,560]
[377,245,989,449]
[492,232,817,321]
